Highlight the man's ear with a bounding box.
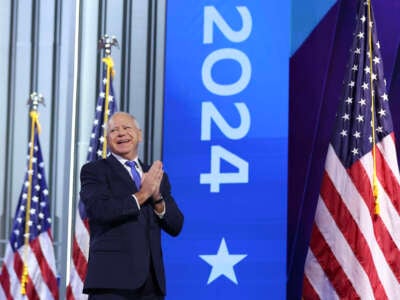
[138,129,143,142]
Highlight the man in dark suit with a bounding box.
[80,111,184,299]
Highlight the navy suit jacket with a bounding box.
[80,154,184,295]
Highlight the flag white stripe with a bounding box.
[38,233,57,273]
[19,243,54,300]
[0,284,6,300]
[75,212,89,260]
[326,144,400,298]
[69,263,88,300]
[378,135,400,181]
[360,148,400,249]
[315,196,375,299]
[304,250,339,299]
[3,244,22,298]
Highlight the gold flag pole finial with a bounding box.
[20,92,45,294]
[98,34,119,158]
[27,92,45,110]
[98,34,119,57]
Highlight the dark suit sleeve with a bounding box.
[158,172,184,237]
[80,161,140,224]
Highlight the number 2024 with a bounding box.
[200,6,252,193]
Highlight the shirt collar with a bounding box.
[111,152,139,166]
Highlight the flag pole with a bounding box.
[98,34,119,158]
[366,0,380,215]
[20,92,45,294]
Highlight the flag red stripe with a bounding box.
[26,277,40,300]
[349,157,400,282]
[321,170,387,299]
[346,160,374,211]
[30,237,59,299]
[309,225,359,299]
[375,144,400,215]
[0,265,12,300]
[72,236,88,281]
[353,148,400,283]
[66,284,74,300]
[302,275,319,300]
[14,252,40,300]
[83,218,89,231]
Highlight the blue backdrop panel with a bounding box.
[163,1,289,299]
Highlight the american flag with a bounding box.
[0,116,59,299]
[302,1,400,299]
[66,61,117,300]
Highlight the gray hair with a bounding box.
[106,111,141,134]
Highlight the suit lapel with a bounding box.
[138,160,150,173]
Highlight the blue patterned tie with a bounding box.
[125,161,141,189]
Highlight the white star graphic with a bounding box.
[345,97,353,104]
[353,131,361,139]
[378,108,386,117]
[356,115,364,122]
[381,93,388,101]
[199,238,247,285]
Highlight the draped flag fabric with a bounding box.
[66,62,117,300]
[302,1,400,298]
[0,113,59,299]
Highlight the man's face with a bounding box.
[106,113,142,160]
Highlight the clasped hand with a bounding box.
[140,160,163,201]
